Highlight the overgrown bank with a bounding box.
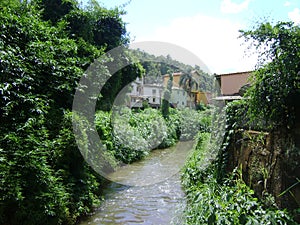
[181,110,297,224]
[181,20,300,224]
[95,108,210,164]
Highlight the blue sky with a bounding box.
[87,0,300,73]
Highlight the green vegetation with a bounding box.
[240,21,300,129]
[1,0,298,224]
[181,21,300,224]
[0,0,141,224]
[95,108,204,164]
[131,49,214,92]
[0,1,210,223]
[182,127,297,224]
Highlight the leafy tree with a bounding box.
[240,21,300,128]
[63,1,142,111]
[161,74,173,118]
[36,0,78,23]
[0,1,134,223]
[65,0,128,49]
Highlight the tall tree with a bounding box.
[161,74,173,119]
[0,1,139,224]
[65,0,128,49]
[240,21,300,128]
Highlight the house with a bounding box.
[214,71,252,101]
[128,77,143,108]
[170,87,188,108]
[127,70,213,109]
[163,71,211,106]
[141,83,163,108]
[127,77,163,108]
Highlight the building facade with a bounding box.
[215,71,252,96]
[214,71,252,102]
[127,71,212,109]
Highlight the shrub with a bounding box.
[94,108,209,163]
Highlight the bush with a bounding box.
[95,108,210,163]
[184,173,296,225]
[95,108,176,163]
[178,108,211,141]
[240,22,300,129]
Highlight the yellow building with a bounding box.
[162,72,182,88]
[162,71,211,106]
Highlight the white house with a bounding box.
[142,83,163,108]
[127,74,194,109]
[170,87,188,108]
[128,77,143,108]
[127,77,163,108]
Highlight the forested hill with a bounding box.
[132,49,214,92]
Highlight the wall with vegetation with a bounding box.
[181,127,297,224]
[226,129,300,218]
[210,96,300,222]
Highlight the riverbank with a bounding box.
[181,132,297,224]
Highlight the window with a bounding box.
[153,98,156,103]
[152,89,156,95]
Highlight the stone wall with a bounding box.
[226,127,300,219]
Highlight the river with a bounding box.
[79,141,194,225]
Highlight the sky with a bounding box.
[87,0,300,74]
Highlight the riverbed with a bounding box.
[79,141,194,225]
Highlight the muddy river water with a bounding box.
[79,141,194,225]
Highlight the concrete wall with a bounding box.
[171,87,187,108]
[163,73,181,87]
[217,71,251,96]
[142,85,162,105]
[196,91,212,104]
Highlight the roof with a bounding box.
[215,71,253,77]
[163,72,182,77]
[213,96,243,101]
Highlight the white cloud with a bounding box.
[220,0,251,14]
[288,8,300,24]
[133,14,257,74]
[284,1,291,7]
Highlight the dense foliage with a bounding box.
[95,108,204,164]
[240,21,300,129]
[0,1,141,224]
